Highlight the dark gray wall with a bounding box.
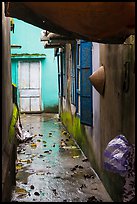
[2,2,16,201]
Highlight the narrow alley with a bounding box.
[11,113,112,202]
[2,2,135,202]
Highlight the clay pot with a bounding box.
[89,66,105,95]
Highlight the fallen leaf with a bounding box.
[52,189,58,196]
[78,165,83,169]
[62,146,77,149]
[16,164,23,170]
[47,172,51,175]
[17,194,27,199]
[34,192,40,196]
[38,154,45,158]
[27,159,32,164]
[30,143,37,148]
[49,132,52,137]
[44,150,50,153]
[82,158,88,162]
[36,171,45,175]
[84,174,92,179]
[15,187,27,195]
[72,155,79,159]
[79,184,87,189]
[30,185,34,189]
[62,131,67,135]
[18,159,32,163]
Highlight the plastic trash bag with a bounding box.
[103,134,131,176]
[15,119,33,142]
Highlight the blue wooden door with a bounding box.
[80,40,93,126]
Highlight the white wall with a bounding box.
[92,42,101,167]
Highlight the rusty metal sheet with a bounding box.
[5,2,135,44]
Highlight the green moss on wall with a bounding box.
[61,111,124,201]
[61,111,99,173]
[9,103,19,143]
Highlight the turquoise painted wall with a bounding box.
[10,18,58,111]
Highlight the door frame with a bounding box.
[18,60,42,112]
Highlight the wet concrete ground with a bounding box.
[11,113,113,202]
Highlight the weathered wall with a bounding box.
[2,2,16,201]
[61,43,101,175]
[99,35,135,201]
[60,36,135,202]
[92,42,101,167]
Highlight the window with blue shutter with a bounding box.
[76,40,93,126]
[76,41,81,117]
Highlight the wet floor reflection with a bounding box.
[11,113,112,202]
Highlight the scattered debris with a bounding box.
[30,185,34,190]
[44,150,51,154]
[54,176,61,179]
[78,165,83,169]
[52,189,58,196]
[34,192,40,196]
[84,174,92,179]
[49,132,52,137]
[30,143,37,148]
[16,164,23,170]
[87,196,103,202]
[79,184,87,189]
[62,130,67,135]
[47,172,51,175]
[15,187,28,195]
[38,154,45,158]
[72,155,80,159]
[82,158,88,162]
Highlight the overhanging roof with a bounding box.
[41,32,75,42]
[5,2,135,44]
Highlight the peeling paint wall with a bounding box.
[2,2,16,201]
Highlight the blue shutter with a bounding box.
[76,41,80,116]
[80,41,93,126]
